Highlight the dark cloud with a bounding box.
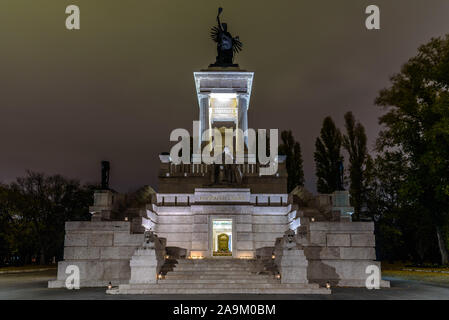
[1,0,449,192]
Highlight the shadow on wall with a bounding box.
[305,248,340,287]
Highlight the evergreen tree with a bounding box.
[278,130,304,192]
[314,117,343,194]
[342,111,370,220]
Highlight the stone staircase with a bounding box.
[108,258,330,294]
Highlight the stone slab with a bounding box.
[88,233,113,247]
[65,221,130,232]
[113,233,144,246]
[351,234,375,247]
[309,222,374,233]
[63,247,101,260]
[327,234,351,247]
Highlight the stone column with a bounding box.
[199,94,210,143]
[237,95,249,158]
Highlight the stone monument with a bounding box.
[49,8,388,294]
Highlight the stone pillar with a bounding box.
[129,247,158,284]
[238,95,249,147]
[89,190,114,221]
[331,190,354,222]
[128,231,165,284]
[198,94,210,145]
[275,230,309,284]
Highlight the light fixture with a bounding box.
[311,217,315,222]
[124,217,128,221]
[275,274,281,279]
[107,282,112,290]
[271,254,275,259]
[165,255,170,259]
[210,92,237,99]
[326,281,331,289]
[158,274,163,280]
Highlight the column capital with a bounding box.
[198,93,210,100]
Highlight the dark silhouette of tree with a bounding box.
[278,130,304,192]
[375,35,449,265]
[314,117,343,194]
[8,171,94,265]
[342,111,370,220]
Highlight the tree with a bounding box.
[342,111,370,220]
[314,116,343,194]
[279,130,304,192]
[375,35,449,264]
[10,171,93,264]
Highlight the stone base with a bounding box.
[110,258,330,295]
[278,248,309,284]
[129,248,158,284]
[108,283,330,295]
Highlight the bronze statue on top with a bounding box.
[209,7,243,67]
[101,160,110,190]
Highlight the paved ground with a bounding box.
[0,270,448,300]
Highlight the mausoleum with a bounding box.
[48,8,388,294]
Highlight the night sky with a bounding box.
[1,0,449,193]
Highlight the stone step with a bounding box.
[164,274,275,280]
[173,267,262,271]
[119,283,320,289]
[176,260,258,265]
[108,284,330,295]
[159,279,281,284]
[167,271,260,276]
[174,263,260,268]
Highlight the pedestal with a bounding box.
[89,190,114,221]
[129,248,158,284]
[278,248,309,284]
[331,191,354,222]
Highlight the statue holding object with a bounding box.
[209,7,243,67]
[101,160,110,190]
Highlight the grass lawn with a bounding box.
[0,265,57,273]
[382,262,449,286]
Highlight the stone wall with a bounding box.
[150,204,289,258]
[145,189,290,258]
[304,221,389,287]
[48,221,144,288]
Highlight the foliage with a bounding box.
[278,130,304,192]
[314,116,343,194]
[0,171,94,266]
[374,35,449,264]
[342,111,371,220]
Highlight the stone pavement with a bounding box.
[0,270,448,300]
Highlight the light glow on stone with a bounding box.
[210,92,237,99]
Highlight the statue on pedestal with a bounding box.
[336,160,344,191]
[210,7,243,67]
[101,160,110,190]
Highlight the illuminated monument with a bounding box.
[48,8,388,294]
